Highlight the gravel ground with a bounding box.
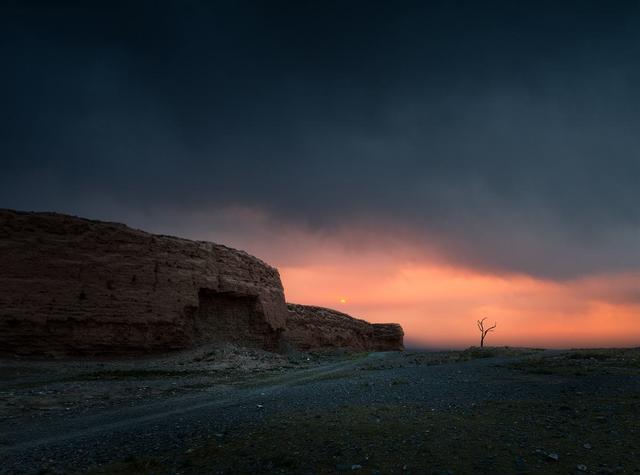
[1,347,639,474]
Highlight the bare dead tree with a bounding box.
[477,317,497,348]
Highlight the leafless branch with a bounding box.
[477,318,497,347]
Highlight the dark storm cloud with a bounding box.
[1,0,640,278]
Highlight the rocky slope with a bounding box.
[284,304,404,351]
[0,209,403,356]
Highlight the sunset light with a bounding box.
[2,2,640,472]
[280,256,640,349]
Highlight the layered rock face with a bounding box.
[284,304,404,351]
[0,210,288,356]
[0,209,404,356]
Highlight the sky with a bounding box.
[1,1,640,348]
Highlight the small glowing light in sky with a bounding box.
[339,297,348,304]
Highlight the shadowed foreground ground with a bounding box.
[1,347,639,474]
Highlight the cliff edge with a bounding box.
[284,304,404,352]
[0,209,403,356]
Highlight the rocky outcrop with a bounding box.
[283,304,404,352]
[371,323,406,351]
[0,209,288,356]
[0,209,404,356]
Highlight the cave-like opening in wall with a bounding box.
[194,288,280,350]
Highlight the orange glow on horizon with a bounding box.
[280,262,640,349]
[197,207,640,349]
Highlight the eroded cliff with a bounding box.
[0,209,404,356]
[0,210,288,356]
[284,304,404,351]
